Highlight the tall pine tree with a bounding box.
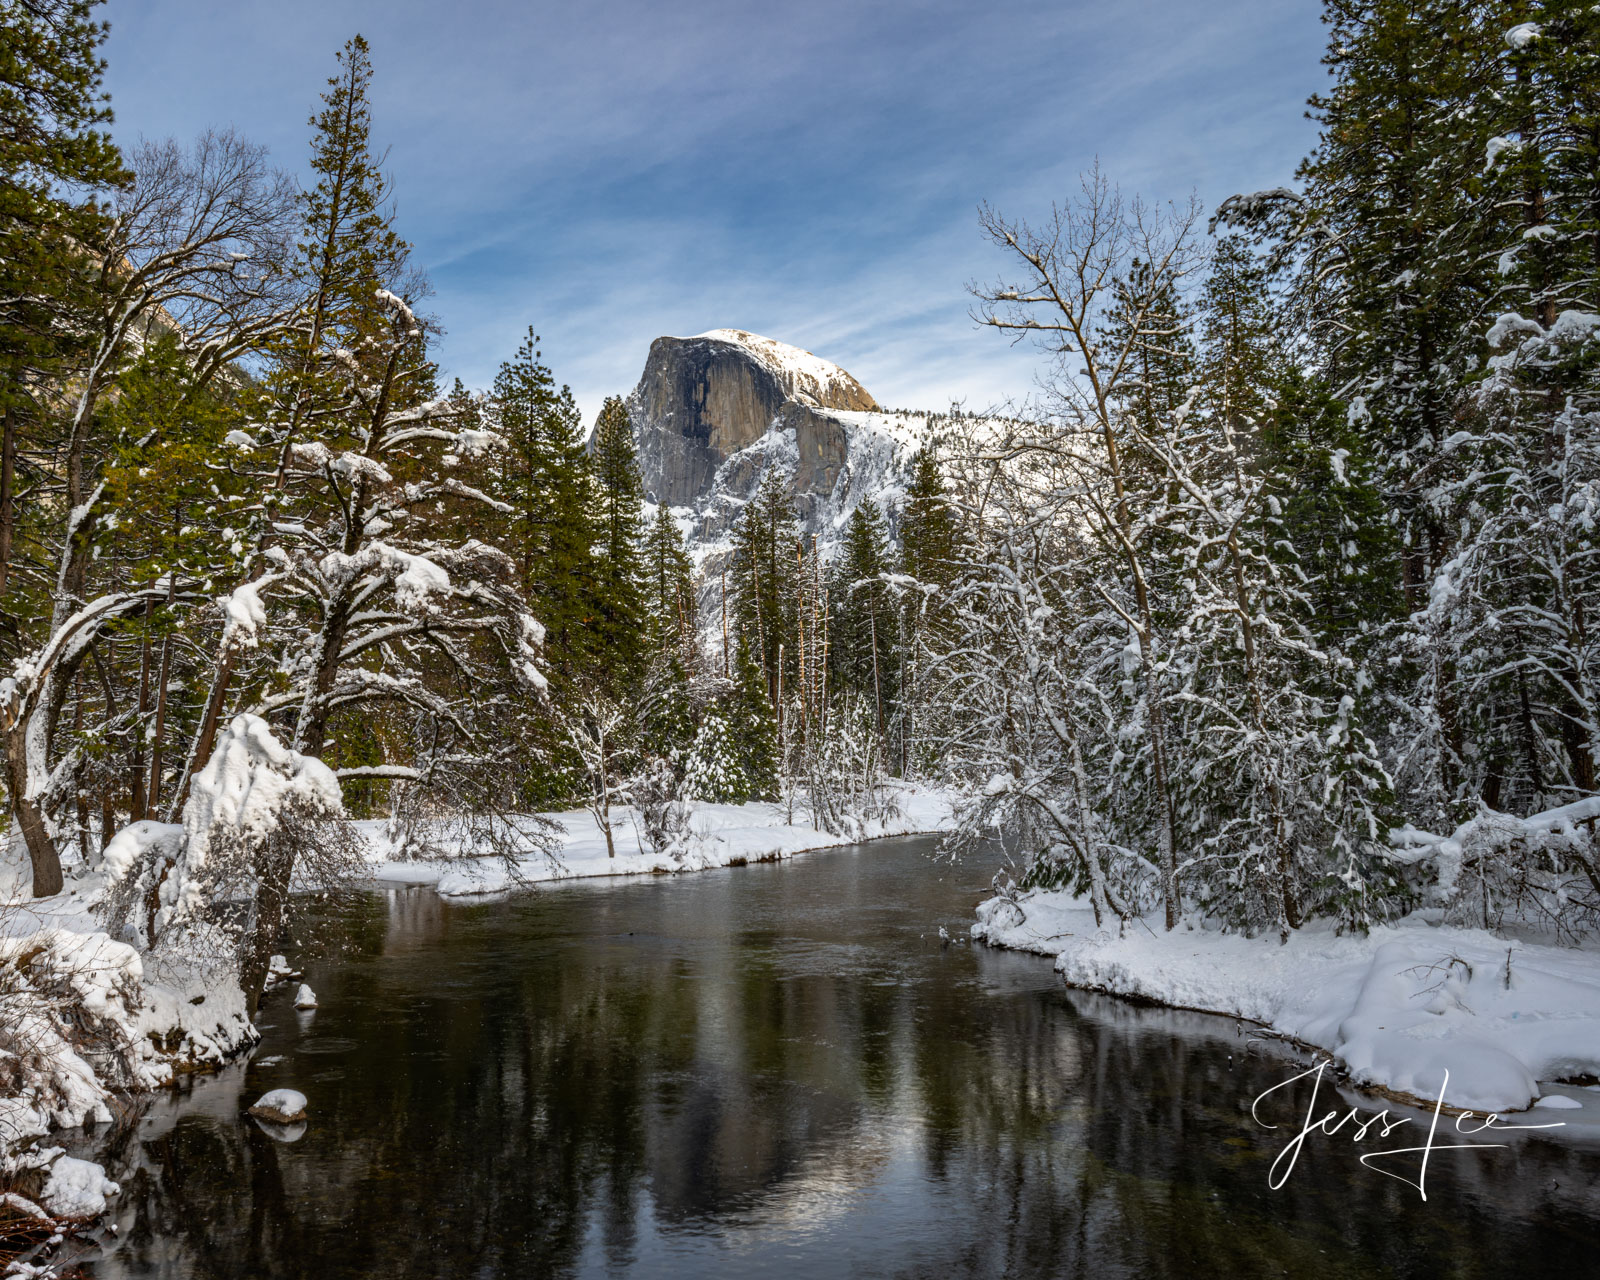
[641,502,695,653]
[728,467,799,705]
[830,499,896,737]
[492,328,601,681]
[589,395,646,687]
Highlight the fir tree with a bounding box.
[897,447,960,774]
[0,0,126,414]
[1293,0,1499,607]
[638,646,696,765]
[1198,235,1275,434]
[492,328,601,680]
[728,467,799,704]
[830,500,896,735]
[899,449,958,591]
[589,394,646,684]
[641,503,695,653]
[0,0,126,639]
[684,703,747,803]
[1106,255,1198,437]
[256,34,408,491]
[730,631,780,799]
[1260,366,1398,653]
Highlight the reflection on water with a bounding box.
[68,838,1600,1278]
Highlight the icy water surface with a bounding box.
[74,836,1600,1278]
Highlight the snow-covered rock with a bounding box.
[248,1088,308,1124]
[40,1156,119,1218]
[292,983,317,1009]
[266,954,299,984]
[0,885,256,1166]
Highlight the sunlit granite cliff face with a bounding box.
[629,328,880,509]
[625,329,940,622]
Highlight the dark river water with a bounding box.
[68,836,1600,1278]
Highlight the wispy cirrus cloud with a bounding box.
[104,0,1327,421]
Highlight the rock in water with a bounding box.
[41,1156,120,1218]
[293,983,318,1009]
[248,1088,309,1124]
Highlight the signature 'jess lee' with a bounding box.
[1251,1061,1568,1201]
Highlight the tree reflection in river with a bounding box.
[72,838,1600,1279]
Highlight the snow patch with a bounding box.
[41,1156,119,1218]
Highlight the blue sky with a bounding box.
[102,1,1329,425]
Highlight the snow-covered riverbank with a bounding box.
[973,889,1600,1115]
[362,784,957,897]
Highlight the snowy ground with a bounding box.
[362,784,957,897]
[973,890,1600,1115]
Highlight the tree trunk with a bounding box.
[240,842,292,1020]
[4,731,61,896]
[131,602,154,820]
[168,643,230,820]
[0,407,14,600]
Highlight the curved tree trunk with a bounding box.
[4,731,62,896]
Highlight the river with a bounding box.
[67,835,1600,1278]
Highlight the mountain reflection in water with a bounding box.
[70,837,1600,1279]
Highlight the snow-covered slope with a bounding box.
[648,400,949,635]
[688,329,877,414]
[671,406,932,565]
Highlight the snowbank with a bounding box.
[1,864,254,1187]
[363,785,956,898]
[973,889,1600,1114]
[40,1155,119,1218]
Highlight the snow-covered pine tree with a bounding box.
[1216,1,1503,833]
[638,645,696,766]
[899,448,959,594]
[1139,252,1393,937]
[1290,1,1498,606]
[491,328,602,684]
[684,703,747,803]
[0,0,126,418]
[641,502,695,656]
[1459,4,1600,811]
[896,447,959,775]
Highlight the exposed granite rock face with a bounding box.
[780,402,851,496]
[629,330,876,507]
